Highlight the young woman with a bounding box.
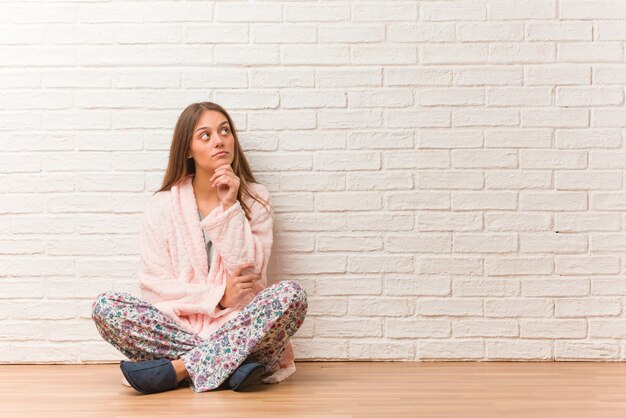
[91,102,308,394]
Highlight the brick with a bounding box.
[348,255,414,274]
[323,24,386,43]
[589,320,626,338]
[521,319,587,338]
[418,298,483,316]
[555,171,621,190]
[454,279,518,297]
[487,340,552,359]
[419,340,484,359]
[555,340,620,359]
[348,131,412,150]
[421,170,484,189]
[386,319,450,338]
[316,192,381,212]
[485,129,551,148]
[417,257,483,276]
[349,297,412,316]
[317,277,382,296]
[519,233,587,253]
[592,278,626,296]
[555,298,621,317]
[452,191,517,210]
[316,318,382,338]
[385,233,449,253]
[418,211,482,231]
[292,339,348,360]
[453,319,518,337]
[347,172,413,190]
[384,277,450,297]
[555,256,620,275]
[216,3,281,22]
[454,234,517,253]
[520,191,587,211]
[349,341,414,360]
[281,132,345,151]
[306,297,348,316]
[522,279,589,297]
[317,234,381,252]
[486,170,551,189]
[485,257,552,276]
[555,213,621,232]
[485,298,552,318]
[488,0,556,20]
[485,212,551,231]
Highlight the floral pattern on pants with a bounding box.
[91,280,308,392]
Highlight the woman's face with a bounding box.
[189,110,235,173]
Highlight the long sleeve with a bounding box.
[138,194,234,319]
[199,184,273,308]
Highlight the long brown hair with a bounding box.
[156,102,270,221]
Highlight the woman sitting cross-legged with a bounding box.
[91,102,308,394]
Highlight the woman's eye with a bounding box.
[200,128,228,140]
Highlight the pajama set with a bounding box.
[91,175,307,392]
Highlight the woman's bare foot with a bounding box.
[171,359,189,382]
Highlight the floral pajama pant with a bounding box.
[91,280,308,392]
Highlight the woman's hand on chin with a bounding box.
[210,163,240,207]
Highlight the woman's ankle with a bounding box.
[171,359,189,382]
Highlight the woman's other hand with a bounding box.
[219,262,261,309]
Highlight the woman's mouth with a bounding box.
[213,151,227,158]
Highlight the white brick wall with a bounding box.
[1,0,626,363]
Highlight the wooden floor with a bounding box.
[2,361,626,417]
